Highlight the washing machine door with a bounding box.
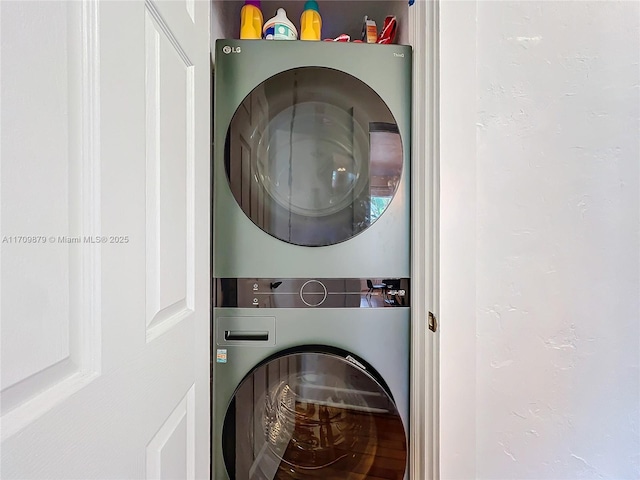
[222,350,407,480]
[224,67,403,247]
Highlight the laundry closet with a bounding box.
[209,1,437,479]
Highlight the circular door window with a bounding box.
[225,67,403,247]
[222,349,407,480]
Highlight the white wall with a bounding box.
[440,1,639,479]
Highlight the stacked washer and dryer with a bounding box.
[213,40,412,480]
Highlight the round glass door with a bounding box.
[225,67,403,247]
[222,350,407,480]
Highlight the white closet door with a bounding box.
[0,1,211,478]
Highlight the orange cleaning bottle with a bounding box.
[300,0,322,41]
[240,0,263,40]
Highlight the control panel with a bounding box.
[214,278,410,308]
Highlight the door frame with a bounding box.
[408,1,440,479]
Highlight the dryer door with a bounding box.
[224,67,403,247]
[222,350,407,480]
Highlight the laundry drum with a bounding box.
[221,350,407,480]
[224,67,403,247]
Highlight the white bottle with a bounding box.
[263,8,298,40]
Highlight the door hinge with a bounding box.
[428,311,438,332]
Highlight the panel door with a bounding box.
[0,1,210,478]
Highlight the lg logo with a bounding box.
[222,45,241,54]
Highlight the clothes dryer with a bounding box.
[213,40,412,279]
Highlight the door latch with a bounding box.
[428,311,438,332]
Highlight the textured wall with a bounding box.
[441,1,639,478]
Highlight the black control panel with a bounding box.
[214,278,410,308]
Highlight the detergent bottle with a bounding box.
[300,0,322,41]
[240,0,263,39]
[263,8,298,40]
